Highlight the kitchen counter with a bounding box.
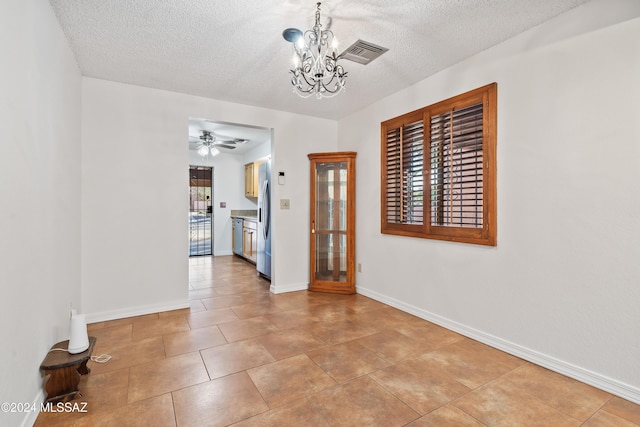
[230,209,257,221]
[231,215,256,221]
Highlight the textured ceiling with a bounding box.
[187,118,271,154]
[49,0,591,121]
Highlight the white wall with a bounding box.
[243,139,272,165]
[0,0,82,426]
[338,0,640,403]
[82,79,337,320]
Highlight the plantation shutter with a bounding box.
[381,83,496,245]
[430,102,484,228]
[384,119,424,225]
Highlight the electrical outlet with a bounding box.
[358,263,362,272]
[280,199,290,210]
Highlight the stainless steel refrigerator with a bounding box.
[257,161,271,280]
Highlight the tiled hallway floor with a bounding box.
[35,256,640,426]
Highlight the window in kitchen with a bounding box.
[381,83,497,246]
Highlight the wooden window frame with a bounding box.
[381,83,497,246]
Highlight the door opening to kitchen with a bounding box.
[189,166,213,256]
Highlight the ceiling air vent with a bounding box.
[339,39,388,65]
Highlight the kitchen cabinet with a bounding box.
[242,219,257,262]
[244,162,262,198]
[232,216,257,263]
[308,152,356,294]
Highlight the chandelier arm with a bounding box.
[290,68,345,96]
[297,73,320,92]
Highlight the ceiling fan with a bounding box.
[190,130,249,157]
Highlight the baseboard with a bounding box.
[357,285,640,405]
[20,390,45,427]
[270,281,307,294]
[85,299,190,324]
[214,250,233,256]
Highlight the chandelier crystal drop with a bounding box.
[283,2,347,99]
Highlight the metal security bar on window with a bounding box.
[430,103,483,228]
[385,119,424,224]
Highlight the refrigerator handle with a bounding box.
[262,180,269,240]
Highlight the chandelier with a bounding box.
[283,2,347,99]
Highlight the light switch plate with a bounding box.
[280,199,290,210]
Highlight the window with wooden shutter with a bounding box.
[430,102,483,228]
[384,118,424,226]
[381,83,497,245]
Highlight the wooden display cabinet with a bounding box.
[308,152,356,294]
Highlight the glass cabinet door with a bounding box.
[308,152,356,294]
[314,161,347,282]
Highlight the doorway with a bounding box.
[189,166,213,256]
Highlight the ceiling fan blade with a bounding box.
[216,144,236,150]
[218,138,250,144]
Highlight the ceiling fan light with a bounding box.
[197,145,210,156]
[209,147,220,157]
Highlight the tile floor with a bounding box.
[35,255,640,426]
